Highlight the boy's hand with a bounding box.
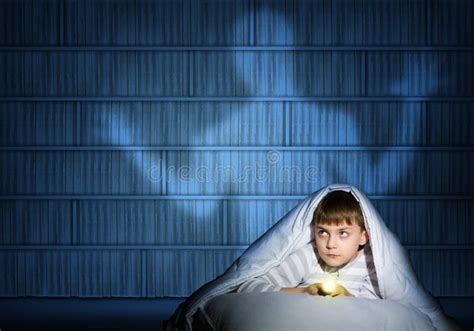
[330,283,353,297]
[305,283,353,297]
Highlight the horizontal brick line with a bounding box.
[0,97,473,102]
[0,245,247,250]
[1,146,473,152]
[1,46,473,52]
[0,245,472,250]
[0,195,473,200]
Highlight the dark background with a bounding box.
[0,0,473,330]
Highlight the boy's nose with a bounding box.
[326,236,337,249]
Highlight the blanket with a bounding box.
[199,292,437,331]
[168,183,462,331]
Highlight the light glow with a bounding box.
[320,278,337,295]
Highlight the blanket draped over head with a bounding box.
[168,183,461,331]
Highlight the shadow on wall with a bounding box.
[102,1,460,240]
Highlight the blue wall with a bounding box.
[0,0,473,305]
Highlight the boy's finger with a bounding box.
[307,283,321,295]
[331,287,342,297]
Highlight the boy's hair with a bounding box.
[311,190,366,231]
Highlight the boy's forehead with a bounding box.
[316,223,358,230]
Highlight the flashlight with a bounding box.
[320,278,337,296]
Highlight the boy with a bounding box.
[236,190,380,299]
[170,184,460,330]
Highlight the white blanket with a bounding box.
[201,292,437,331]
[168,183,462,331]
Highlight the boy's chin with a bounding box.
[323,259,344,268]
[322,256,353,268]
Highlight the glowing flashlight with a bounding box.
[320,278,337,296]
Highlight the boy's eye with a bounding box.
[340,231,349,237]
[318,230,327,236]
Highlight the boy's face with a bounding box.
[314,221,368,268]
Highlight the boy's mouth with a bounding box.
[326,254,339,258]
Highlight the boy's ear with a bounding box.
[359,230,369,245]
